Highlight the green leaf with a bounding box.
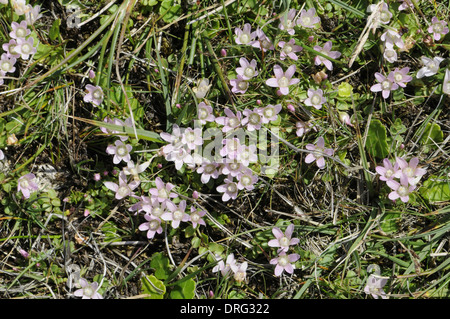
[420,176,450,203]
[141,275,166,299]
[327,0,366,18]
[150,252,171,280]
[380,213,399,233]
[418,123,443,152]
[159,0,182,23]
[366,119,389,159]
[169,278,196,299]
[49,19,61,41]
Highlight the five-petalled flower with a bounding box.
[265,64,299,95]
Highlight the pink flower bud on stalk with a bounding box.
[19,249,29,258]
[220,48,227,57]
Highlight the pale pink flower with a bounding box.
[149,200,167,219]
[370,72,398,99]
[83,84,104,106]
[139,214,163,239]
[234,23,255,45]
[74,278,103,299]
[394,157,427,185]
[113,117,133,141]
[278,9,297,35]
[270,252,300,276]
[197,102,215,124]
[212,253,236,277]
[165,146,194,170]
[220,137,242,160]
[161,200,190,229]
[9,21,30,39]
[296,120,312,137]
[304,136,334,169]
[2,39,20,58]
[0,53,16,74]
[12,0,27,15]
[278,39,303,61]
[390,67,412,87]
[313,41,341,71]
[268,224,299,253]
[242,108,263,131]
[215,108,242,133]
[236,144,258,167]
[181,127,203,151]
[129,195,155,215]
[304,88,326,110]
[428,17,449,41]
[196,160,221,184]
[265,64,299,95]
[149,177,178,203]
[24,4,42,25]
[236,167,258,191]
[375,158,399,182]
[189,206,206,228]
[236,57,258,80]
[230,75,249,94]
[220,162,245,177]
[387,173,416,203]
[160,124,183,155]
[106,140,132,164]
[251,28,274,52]
[367,2,392,25]
[104,172,139,200]
[364,274,388,299]
[296,8,320,28]
[398,0,413,11]
[0,149,4,160]
[15,37,36,60]
[192,78,211,99]
[380,29,404,50]
[216,177,239,202]
[122,160,150,180]
[260,104,282,123]
[17,173,39,199]
[230,261,248,283]
[339,112,354,127]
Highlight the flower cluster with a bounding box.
[130,176,207,239]
[0,2,41,85]
[375,157,427,203]
[234,13,341,97]
[160,99,283,202]
[268,224,300,276]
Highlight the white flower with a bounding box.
[106,140,132,164]
[416,56,445,78]
[12,0,28,15]
[192,78,211,99]
[444,69,450,95]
